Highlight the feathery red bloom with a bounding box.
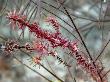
[7,10,26,29]
[7,11,107,82]
[45,16,60,32]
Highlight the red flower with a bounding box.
[7,11,107,82]
[45,16,60,33]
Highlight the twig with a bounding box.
[44,56,56,76]
[62,6,92,62]
[39,63,64,82]
[30,0,79,41]
[102,69,110,78]
[74,78,76,82]
[0,36,64,82]
[21,50,64,82]
[58,1,103,82]
[63,54,74,82]
[14,56,52,82]
[95,39,110,61]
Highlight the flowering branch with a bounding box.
[6,10,108,82]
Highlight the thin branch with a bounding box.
[62,6,92,62]
[63,54,74,82]
[74,77,76,82]
[30,0,79,41]
[21,50,64,82]
[95,39,110,61]
[95,1,110,62]
[40,63,64,82]
[42,1,110,22]
[0,0,8,16]
[41,1,97,22]
[58,1,103,82]
[0,35,8,41]
[0,36,64,82]
[102,69,110,78]
[44,56,56,76]
[14,56,52,82]
[20,0,31,15]
[41,11,80,43]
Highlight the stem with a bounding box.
[41,1,98,22]
[102,69,110,78]
[63,54,74,82]
[40,63,64,82]
[21,50,64,82]
[14,56,52,82]
[95,39,110,61]
[62,6,92,62]
[58,2,103,82]
[0,35,7,41]
[74,78,76,82]
[44,56,56,76]
[0,36,64,82]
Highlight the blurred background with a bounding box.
[0,0,110,82]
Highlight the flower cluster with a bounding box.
[45,16,60,33]
[3,40,20,54]
[7,10,26,29]
[7,10,107,82]
[68,42,108,82]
